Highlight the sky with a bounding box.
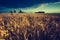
[0,0,60,13]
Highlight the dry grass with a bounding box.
[0,13,60,40]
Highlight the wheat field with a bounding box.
[0,13,60,40]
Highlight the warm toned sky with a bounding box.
[0,0,60,13]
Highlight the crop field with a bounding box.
[0,13,60,40]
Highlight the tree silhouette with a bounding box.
[35,11,45,13]
[14,10,16,13]
[10,11,13,13]
[19,10,24,13]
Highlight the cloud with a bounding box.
[54,2,60,4]
[0,0,59,8]
[21,3,48,12]
[22,2,60,13]
[0,2,60,13]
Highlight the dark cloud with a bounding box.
[0,0,60,8]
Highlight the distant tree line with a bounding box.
[10,10,45,13]
[35,11,45,13]
[10,10,24,13]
